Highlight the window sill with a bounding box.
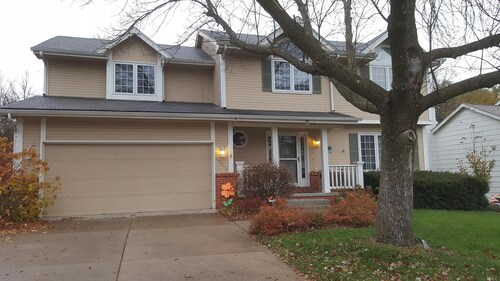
[271,90,313,95]
[108,93,162,102]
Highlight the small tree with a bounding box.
[458,124,496,183]
[0,138,60,222]
[239,162,295,200]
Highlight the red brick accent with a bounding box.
[215,173,239,209]
[294,171,322,193]
[309,171,322,192]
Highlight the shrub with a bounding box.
[232,196,263,213]
[363,171,380,194]
[249,199,311,236]
[413,171,489,210]
[363,171,489,210]
[0,138,60,222]
[239,162,295,200]
[324,189,377,227]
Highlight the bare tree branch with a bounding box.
[420,70,500,111]
[427,33,500,62]
[329,78,379,114]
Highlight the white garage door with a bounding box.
[45,144,212,217]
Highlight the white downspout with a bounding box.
[219,45,227,108]
[329,81,335,111]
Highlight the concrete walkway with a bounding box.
[0,214,303,281]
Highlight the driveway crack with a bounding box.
[116,219,132,281]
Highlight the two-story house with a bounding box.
[0,28,433,217]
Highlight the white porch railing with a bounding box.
[329,161,364,189]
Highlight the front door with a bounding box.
[278,133,309,186]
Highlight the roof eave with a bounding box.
[165,59,215,66]
[0,108,360,124]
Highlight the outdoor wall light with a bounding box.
[216,146,227,157]
[311,138,321,148]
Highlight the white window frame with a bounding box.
[370,66,392,91]
[271,58,312,94]
[106,53,163,102]
[114,62,156,95]
[358,133,382,171]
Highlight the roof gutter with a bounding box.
[0,108,360,125]
[33,51,107,60]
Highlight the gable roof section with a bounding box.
[95,27,171,59]
[1,96,359,124]
[432,103,500,133]
[31,31,214,65]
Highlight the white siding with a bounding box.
[429,109,500,197]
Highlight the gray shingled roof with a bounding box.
[31,36,214,64]
[1,96,358,123]
[199,29,380,55]
[467,104,500,117]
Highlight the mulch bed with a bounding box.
[0,219,51,238]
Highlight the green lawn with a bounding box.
[261,210,499,280]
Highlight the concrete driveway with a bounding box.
[0,214,303,281]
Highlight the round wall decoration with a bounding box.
[233,131,248,147]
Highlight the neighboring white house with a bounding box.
[429,103,500,198]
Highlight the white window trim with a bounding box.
[271,58,312,94]
[358,133,382,171]
[106,53,163,102]
[369,65,392,91]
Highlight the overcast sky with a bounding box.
[0,0,186,93]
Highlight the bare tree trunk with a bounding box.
[375,97,419,246]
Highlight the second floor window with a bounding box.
[272,59,311,93]
[115,63,155,95]
[371,66,392,90]
[359,134,382,170]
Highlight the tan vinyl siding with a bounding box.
[215,122,228,172]
[328,125,382,165]
[164,64,214,103]
[45,143,212,216]
[416,127,425,169]
[333,83,431,122]
[46,118,210,141]
[23,118,40,153]
[233,127,267,165]
[199,39,221,106]
[332,88,380,120]
[328,125,425,170]
[47,58,106,98]
[112,36,158,64]
[225,56,331,112]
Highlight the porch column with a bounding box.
[271,127,279,165]
[320,128,330,193]
[227,122,234,172]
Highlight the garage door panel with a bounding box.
[48,158,211,178]
[47,144,209,160]
[45,144,212,216]
[49,192,212,217]
[54,176,210,197]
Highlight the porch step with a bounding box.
[287,198,331,208]
[292,192,338,197]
